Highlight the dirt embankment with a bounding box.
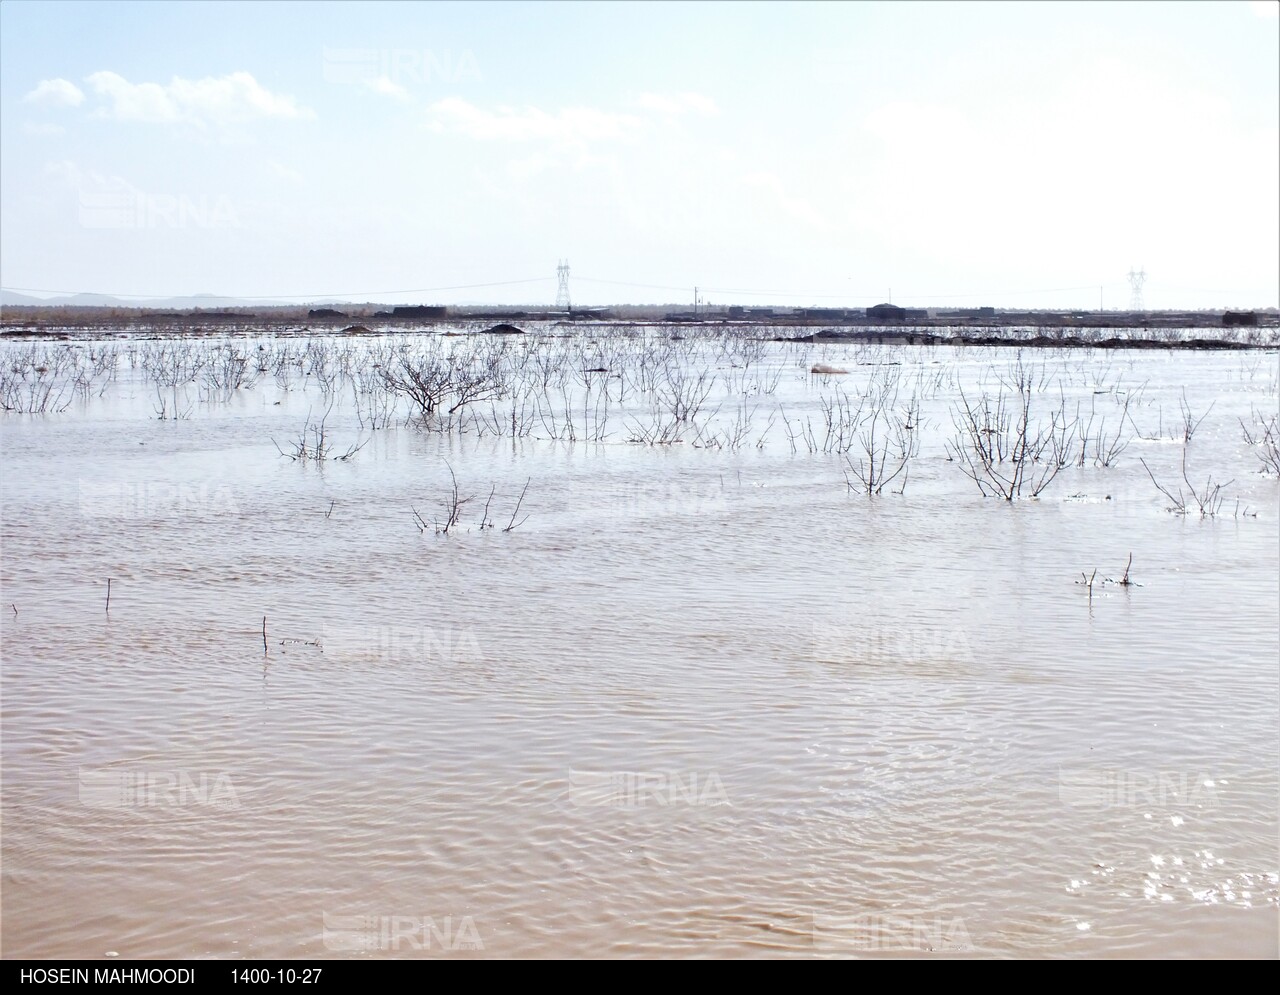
[777,329,1268,351]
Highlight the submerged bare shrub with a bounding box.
[350,371,399,430]
[844,367,921,495]
[1241,407,1280,475]
[779,384,865,455]
[1140,451,1233,517]
[946,358,1070,500]
[0,364,74,413]
[201,344,259,397]
[700,399,771,451]
[1093,387,1136,468]
[273,409,366,462]
[433,463,470,534]
[380,345,507,425]
[1069,385,1137,468]
[1178,390,1214,444]
[626,359,716,445]
[413,470,530,535]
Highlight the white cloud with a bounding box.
[842,55,1278,300]
[268,160,305,182]
[44,159,244,230]
[363,75,410,101]
[741,171,832,230]
[23,78,85,108]
[426,97,642,143]
[45,158,140,206]
[45,159,83,185]
[24,122,66,137]
[504,152,559,180]
[83,71,315,126]
[633,91,718,116]
[46,159,136,197]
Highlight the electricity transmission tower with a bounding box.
[1127,267,1147,311]
[555,260,571,310]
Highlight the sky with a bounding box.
[1,0,1277,310]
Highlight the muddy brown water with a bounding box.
[2,332,1276,958]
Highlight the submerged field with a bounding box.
[1,324,1277,958]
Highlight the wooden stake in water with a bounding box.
[262,615,268,655]
[106,578,112,614]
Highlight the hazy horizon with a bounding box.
[2,0,1278,310]
[3,289,1279,313]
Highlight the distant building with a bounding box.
[801,307,848,320]
[308,308,347,319]
[938,307,996,319]
[1223,310,1258,326]
[465,311,529,320]
[866,303,906,320]
[391,305,448,320]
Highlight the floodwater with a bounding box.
[1,326,1277,959]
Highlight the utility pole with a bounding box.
[555,260,571,311]
[1127,267,1146,311]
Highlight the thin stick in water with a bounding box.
[504,477,531,533]
[262,615,268,655]
[106,578,112,614]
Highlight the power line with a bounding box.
[576,276,873,299]
[576,276,1109,302]
[0,278,552,301]
[573,276,693,293]
[5,274,1204,306]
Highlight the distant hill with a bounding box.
[0,291,294,309]
[0,291,47,307]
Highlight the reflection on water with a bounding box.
[1,332,1276,958]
